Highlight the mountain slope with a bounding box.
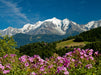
[13,33,68,47]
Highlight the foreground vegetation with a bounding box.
[1,27,101,75]
[0,36,101,75]
[0,48,101,75]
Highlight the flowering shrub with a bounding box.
[0,48,100,75]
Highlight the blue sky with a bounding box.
[0,0,101,29]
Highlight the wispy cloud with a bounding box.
[0,0,30,22]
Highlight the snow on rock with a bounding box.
[62,19,70,30]
[84,21,95,29]
[44,17,62,27]
[22,24,34,32]
[32,21,43,29]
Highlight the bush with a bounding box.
[83,41,101,53]
[0,35,19,57]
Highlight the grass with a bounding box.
[56,39,91,49]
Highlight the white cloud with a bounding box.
[0,0,30,22]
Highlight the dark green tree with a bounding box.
[74,36,84,42]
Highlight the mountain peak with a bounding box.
[3,26,14,31]
[63,18,69,21]
[87,21,95,25]
[21,23,33,32]
[45,17,60,21]
[52,17,58,19]
[44,17,61,26]
[63,18,70,24]
[22,23,32,28]
[36,21,43,25]
[7,26,14,29]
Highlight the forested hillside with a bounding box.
[74,27,101,42]
[60,27,101,53]
[18,27,101,58]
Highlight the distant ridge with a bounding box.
[0,17,101,36]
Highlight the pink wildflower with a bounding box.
[29,57,34,62]
[80,52,83,55]
[0,64,4,70]
[85,64,92,69]
[57,56,62,60]
[30,72,36,75]
[25,62,29,67]
[21,58,26,62]
[48,64,53,69]
[89,49,93,52]
[80,56,84,59]
[89,56,94,60]
[3,54,8,58]
[77,48,81,52]
[44,71,47,74]
[10,54,16,57]
[64,71,69,75]
[66,52,72,56]
[40,66,44,71]
[89,52,93,55]
[59,60,63,63]
[95,51,98,55]
[3,70,10,74]
[84,54,88,57]
[71,59,75,62]
[6,64,11,69]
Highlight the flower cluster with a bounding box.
[0,48,99,75]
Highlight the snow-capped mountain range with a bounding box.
[0,17,101,36]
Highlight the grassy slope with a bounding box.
[56,39,91,49]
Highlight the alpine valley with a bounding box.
[0,17,101,47]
